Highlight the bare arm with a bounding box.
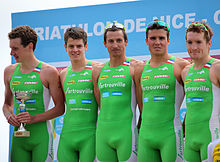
[175,58,191,86]
[17,64,65,124]
[133,60,145,130]
[2,65,20,127]
[92,62,103,108]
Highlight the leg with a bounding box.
[184,142,201,162]
[80,131,96,162]
[57,134,79,162]
[96,123,118,162]
[11,137,32,162]
[138,132,161,162]
[160,129,184,162]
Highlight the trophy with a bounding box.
[14,91,32,137]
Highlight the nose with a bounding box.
[155,38,160,44]
[191,43,198,50]
[72,46,78,52]
[10,50,14,56]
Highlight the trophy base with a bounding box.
[14,131,30,137]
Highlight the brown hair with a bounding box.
[8,25,38,51]
[185,21,213,43]
[64,27,87,46]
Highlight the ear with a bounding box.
[64,43,67,52]
[28,42,34,51]
[208,39,212,48]
[167,37,170,45]
[145,38,149,45]
[85,43,88,51]
[125,39,128,47]
[104,41,107,48]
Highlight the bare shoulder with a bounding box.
[92,61,104,74]
[60,67,68,80]
[131,58,145,73]
[4,64,17,74]
[41,62,59,76]
[175,57,190,69]
[4,64,18,81]
[181,64,192,79]
[211,59,220,69]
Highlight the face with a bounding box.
[10,38,29,63]
[65,38,87,61]
[186,32,212,60]
[146,29,170,56]
[104,30,128,57]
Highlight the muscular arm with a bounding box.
[210,60,220,88]
[2,65,20,127]
[133,60,145,130]
[17,64,65,124]
[175,58,191,86]
[92,62,103,108]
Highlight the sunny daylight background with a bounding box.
[0,0,135,161]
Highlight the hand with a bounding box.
[7,114,20,127]
[16,112,32,124]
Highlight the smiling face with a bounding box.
[146,29,170,56]
[9,38,30,63]
[65,38,87,61]
[186,31,212,61]
[104,30,128,58]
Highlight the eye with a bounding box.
[159,36,165,40]
[108,39,114,43]
[150,37,156,40]
[68,45,74,48]
[77,45,83,48]
[187,41,192,44]
[116,39,122,43]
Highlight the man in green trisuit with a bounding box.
[134,20,189,162]
[57,27,99,162]
[2,25,65,162]
[182,21,220,162]
[93,22,141,162]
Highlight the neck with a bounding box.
[71,58,87,72]
[149,53,170,67]
[109,55,127,67]
[193,55,212,70]
[20,53,40,72]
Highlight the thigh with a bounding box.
[80,133,96,162]
[11,138,31,162]
[138,134,161,162]
[96,127,118,162]
[184,143,201,162]
[32,131,53,162]
[57,135,79,162]
[117,128,137,162]
[160,133,184,162]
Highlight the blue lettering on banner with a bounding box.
[81,100,92,104]
[186,97,191,103]
[154,96,165,101]
[192,98,203,102]
[69,99,76,104]
[102,92,109,97]
[112,92,122,96]
[144,97,149,102]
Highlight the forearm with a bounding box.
[31,105,64,123]
[3,104,13,120]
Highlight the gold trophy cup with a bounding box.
[14,91,32,137]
